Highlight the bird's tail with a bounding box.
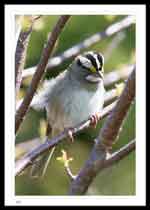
[30,146,56,178]
[30,124,56,178]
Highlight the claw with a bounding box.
[64,128,74,143]
[90,113,100,128]
[68,129,74,142]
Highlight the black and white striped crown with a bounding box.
[77,51,104,72]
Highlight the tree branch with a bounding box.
[65,139,135,182]
[69,67,135,195]
[22,15,135,78]
[64,165,76,181]
[104,64,134,88]
[102,139,135,169]
[15,138,41,160]
[104,31,126,62]
[104,87,119,106]
[15,16,33,99]
[15,15,70,133]
[15,101,116,176]
[100,67,135,148]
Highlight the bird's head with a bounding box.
[70,51,104,83]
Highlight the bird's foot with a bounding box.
[89,113,100,128]
[64,127,74,143]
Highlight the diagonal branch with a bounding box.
[104,31,126,62]
[15,101,116,176]
[15,138,42,160]
[102,139,135,169]
[15,15,70,134]
[104,64,134,88]
[22,15,135,78]
[99,67,135,148]
[69,67,135,195]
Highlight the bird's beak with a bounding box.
[97,71,104,79]
[85,71,103,83]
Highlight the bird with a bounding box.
[30,51,105,178]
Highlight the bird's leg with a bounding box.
[64,127,74,143]
[46,122,52,137]
[89,112,100,128]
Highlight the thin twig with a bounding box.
[15,17,33,98]
[64,165,76,181]
[15,15,70,134]
[15,101,116,176]
[69,67,135,195]
[65,139,135,182]
[22,15,135,78]
[103,139,135,169]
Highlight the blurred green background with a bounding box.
[15,15,135,195]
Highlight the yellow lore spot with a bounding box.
[90,66,97,73]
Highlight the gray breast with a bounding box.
[46,76,105,132]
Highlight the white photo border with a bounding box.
[5,4,146,206]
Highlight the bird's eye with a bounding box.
[76,53,104,74]
[77,59,82,66]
